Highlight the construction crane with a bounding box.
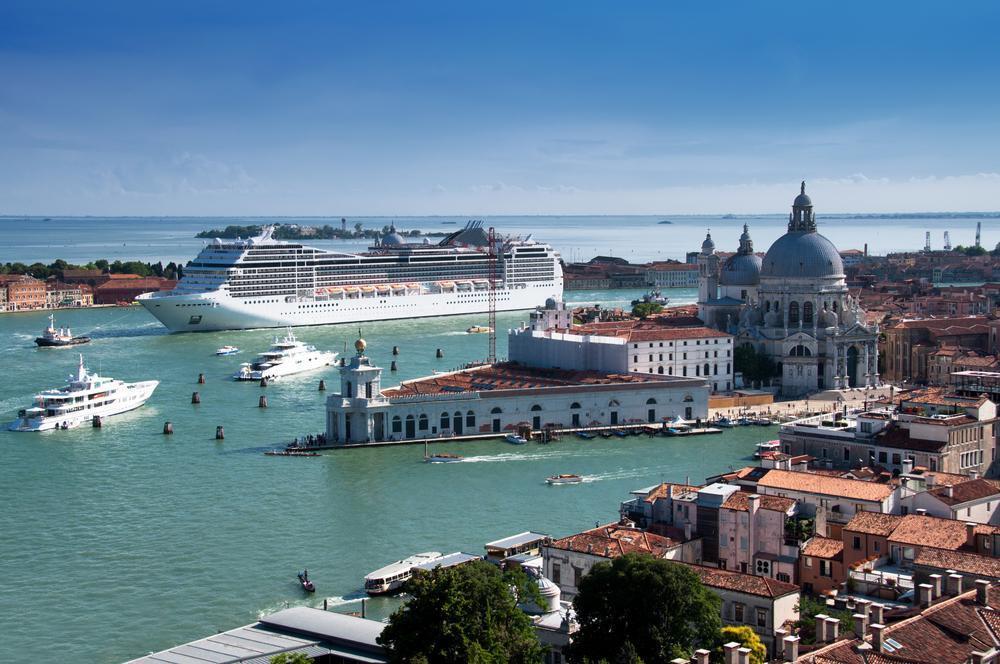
[944,231,952,252]
[487,226,498,364]
[976,222,982,248]
[924,231,931,252]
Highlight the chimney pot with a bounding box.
[825,616,840,642]
[853,613,868,638]
[944,485,954,498]
[783,635,800,662]
[918,583,934,608]
[694,649,711,664]
[815,613,829,642]
[869,603,884,625]
[967,522,978,547]
[929,573,943,598]
[737,647,751,664]
[855,598,871,618]
[723,641,740,664]
[976,579,991,606]
[902,458,914,474]
[870,623,886,653]
[948,573,964,596]
[775,629,788,658]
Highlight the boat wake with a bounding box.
[582,466,667,483]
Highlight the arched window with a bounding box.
[789,301,800,325]
[608,399,620,407]
[391,416,402,433]
[832,300,839,313]
[646,398,657,405]
[346,381,353,397]
[726,363,731,374]
[765,300,771,312]
[657,366,664,374]
[704,363,710,376]
[418,414,429,431]
[695,365,700,376]
[683,394,694,402]
[466,410,475,427]
[490,407,502,414]
[530,404,542,412]
[570,402,581,409]
[790,345,812,357]
[440,412,450,430]
[682,366,687,376]
[803,301,814,325]
[774,300,780,313]
[668,366,673,375]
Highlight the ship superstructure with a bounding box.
[138,222,563,332]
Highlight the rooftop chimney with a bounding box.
[723,641,740,664]
[748,494,761,514]
[694,649,711,664]
[870,623,886,653]
[929,574,943,599]
[971,652,989,664]
[926,473,936,488]
[918,583,934,608]
[971,470,981,480]
[815,614,830,642]
[947,573,964,596]
[775,629,788,659]
[783,635,800,662]
[869,604,884,625]
[943,485,954,498]
[902,458,914,475]
[976,579,991,606]
[853,613,868,637]
[737,647,751,664]
[825,616,840,642]
[967,522,978,547]
[855,598,872,619]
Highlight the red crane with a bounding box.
[487,226,498,364]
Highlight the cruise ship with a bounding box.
[138,222,563,332]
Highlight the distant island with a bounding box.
[657,220,673,224]
[195,223,450,241]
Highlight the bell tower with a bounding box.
[697,230,719,307]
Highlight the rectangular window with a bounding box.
[853,536,861,550]
[756,609,767,628]
[734,603,744,622]
[573,567,583,587]
[820,560,832,577]
[552,563,561,584]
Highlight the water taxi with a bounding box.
[546,474,583,485]
[364,552,443,595]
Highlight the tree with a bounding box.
[377,560,544,664]
[269,653,312,664]
[719,626,766,664]
[632,302,663,319]
[733,344,778,385]
[567,554,721,663]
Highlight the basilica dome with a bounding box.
[760,183,844,279]
[721,252,762,286]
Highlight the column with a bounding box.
[832,343,841,389]
[871,341,881,387]
[863,343,871,387]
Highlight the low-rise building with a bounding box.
[93,276,176,304]
[0,274,47,311]
[798,536,844,595]
[717,492,798,582]
[903,476,1000,525]
[645,262,699,288]
[325,339,710,445]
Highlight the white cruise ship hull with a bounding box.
[233,352,338,381]
[8,381,159,432]
[139,283,557,333]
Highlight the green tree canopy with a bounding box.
[733,344,779,384]
[631,302,664,319]
[269,652,312,664]
[377,560,544,664]
[567,553,721,663]
[719,626,766,664]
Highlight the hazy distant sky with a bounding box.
[1,1,999,216]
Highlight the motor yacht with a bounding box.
[233,329,337,381]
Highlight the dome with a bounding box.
[793,180,812,207]
[720,252,762,286]
[382,225,405,246]
[761,231,844,279]
[701,232,715,253]
[544,297,558,310]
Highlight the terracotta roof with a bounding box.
[804,587,1000,664]
[891,315,990,330]
[685,563,799,598]
[802,536,844,560]
[547,524,678,558]
[642,482,700,503]
[555,319,731,343]
[873,426,949,452]
[382,362,685,398]
[913,548,1000,579]
[927,478,1000,506]
[756,469,894,502]
[844,512,903,537]
[721,492,795,514]
[888,515,971,549]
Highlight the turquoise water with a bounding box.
[0,288,775,663]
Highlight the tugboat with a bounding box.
[35,314,90,347]
[630,289,669,308]
[297,570,315,593]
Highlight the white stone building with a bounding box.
[509,300,735,392]
[697,183,881,396]
[325,337,710,445]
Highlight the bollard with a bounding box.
[260,377,268,387]
[192,391,201,404]
[198,373,205,384]
[390,361,397,371]
[92,415,102,428]
[318,379,326,391]
[215,426,225,440]
[163,421,173,435]
[436,348,443,358]
[259,395,268,408]
[392,346,399,356]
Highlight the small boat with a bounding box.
[505,433,528,445]
[425,453,464,463]
[546,474,583,485]
[599,430,613,439]
[754,440,781,458]
[576,431,596,440]
[715,417,734,428]
[754,417,773,426]
[612,429,628,438]
[736,417,753,426]
[668,415,688,427]
[215,345,240,356]
[35,314,90,347]
[297,571,315,593]
[665,427,686,436]
[643,425,661,436]
[466,325,493,334]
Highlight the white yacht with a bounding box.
[233,329,337,381]
[8,355,158,432]
[137,222,563,332]
[364,551,443,595]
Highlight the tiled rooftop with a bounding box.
[802,536,844,560]
[686,564,800,598]
[843,512,903,537]
[721,492,796,514]
[553,319,732,343]
[382,362,681,398]
[913,548,1000,579]
[756,469,894,502]
[927,478,1000,506]
[889,515,972,549]
[642,482,701,503]
[547,524,678,558]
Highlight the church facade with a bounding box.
[697,183,880,397]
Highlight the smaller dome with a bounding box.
[536,576,561,612]
[701,231,715,253]
[720,253,762,286]
[382,225,405,246]
[354,338,367,353]
[793,180,812,207]
[544,297,558,310]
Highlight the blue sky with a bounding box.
[1,1,999,215]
